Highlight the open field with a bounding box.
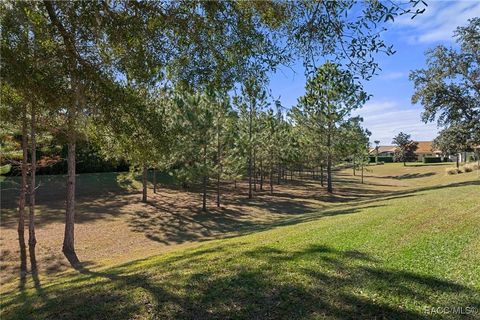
[1,163,479,319]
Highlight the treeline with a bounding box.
[1,138,129,175]
[0,1,425,268]
[91,68,371,210]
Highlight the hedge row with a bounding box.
[369,156,394,163]
[423,157,442,163]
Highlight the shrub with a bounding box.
[462,163,479,172]
[369,156,392,163]
[446,167,462,175]
[377,156,393,163]
[423,157,442,163]
[0,164,11,175]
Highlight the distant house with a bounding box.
[414,141,442,162]
[369,145,396,157]
[369,141,442,162]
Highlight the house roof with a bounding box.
[369,141,442,155]
[369,146,396,154]
[415,141,441,154]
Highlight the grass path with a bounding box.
[1,164,479,319]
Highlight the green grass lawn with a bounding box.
[1,165,479,319]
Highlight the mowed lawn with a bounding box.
[1,163,479,319]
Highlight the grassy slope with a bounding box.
[1,165,480,319]
[1,168,480,319]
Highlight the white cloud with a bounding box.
[381,71,408,80]
[352,101,439,145]
[394,1,480,44]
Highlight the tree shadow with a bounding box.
[109,178,480,249]
[4,244,478,319]
[2,172,478,280]
[379,172,437,180]
[27,245,45,299]
[405,163,450,167]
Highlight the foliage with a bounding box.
[392,132,418,163]
[337,117,371,167]
[0,164,12,175]
[433,124,471,157]
[374,156,394,163]
[410,18,480,147]
[294,62,368,191]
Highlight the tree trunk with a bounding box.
[456,155,459,168]
[327,129,333,193]
[270,164,273,195]
[153,168,157,194]
[248,106,253,199]
[234,179,237,189]
[253,148,257,191]
[63,77,80,268]
[352,156,356,176]
[203,142,207,211]
[259,160,263,191]
[63,138,79,267]
[216,125,221,207]
[28,106,37,269]
[320,164,324,187]
[327,156,332,193]
[248,153,252,199]
[142,164,147,203]
[45,1,81,268]
[216,173,220,208]
[18,107,28,275]
[361,164,364,184]
[202,175,207,212]
[277,164,281,185]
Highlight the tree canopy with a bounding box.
[410,17,480,148]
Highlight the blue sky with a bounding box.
[268,0,480,145]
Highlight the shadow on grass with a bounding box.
[4,244,479,320]
[374,172,437,180]
[394,172,436,179]
[125,179,479,247]
[404,163,451,167]
[2,173,478,279]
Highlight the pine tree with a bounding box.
[296,62,368,193]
